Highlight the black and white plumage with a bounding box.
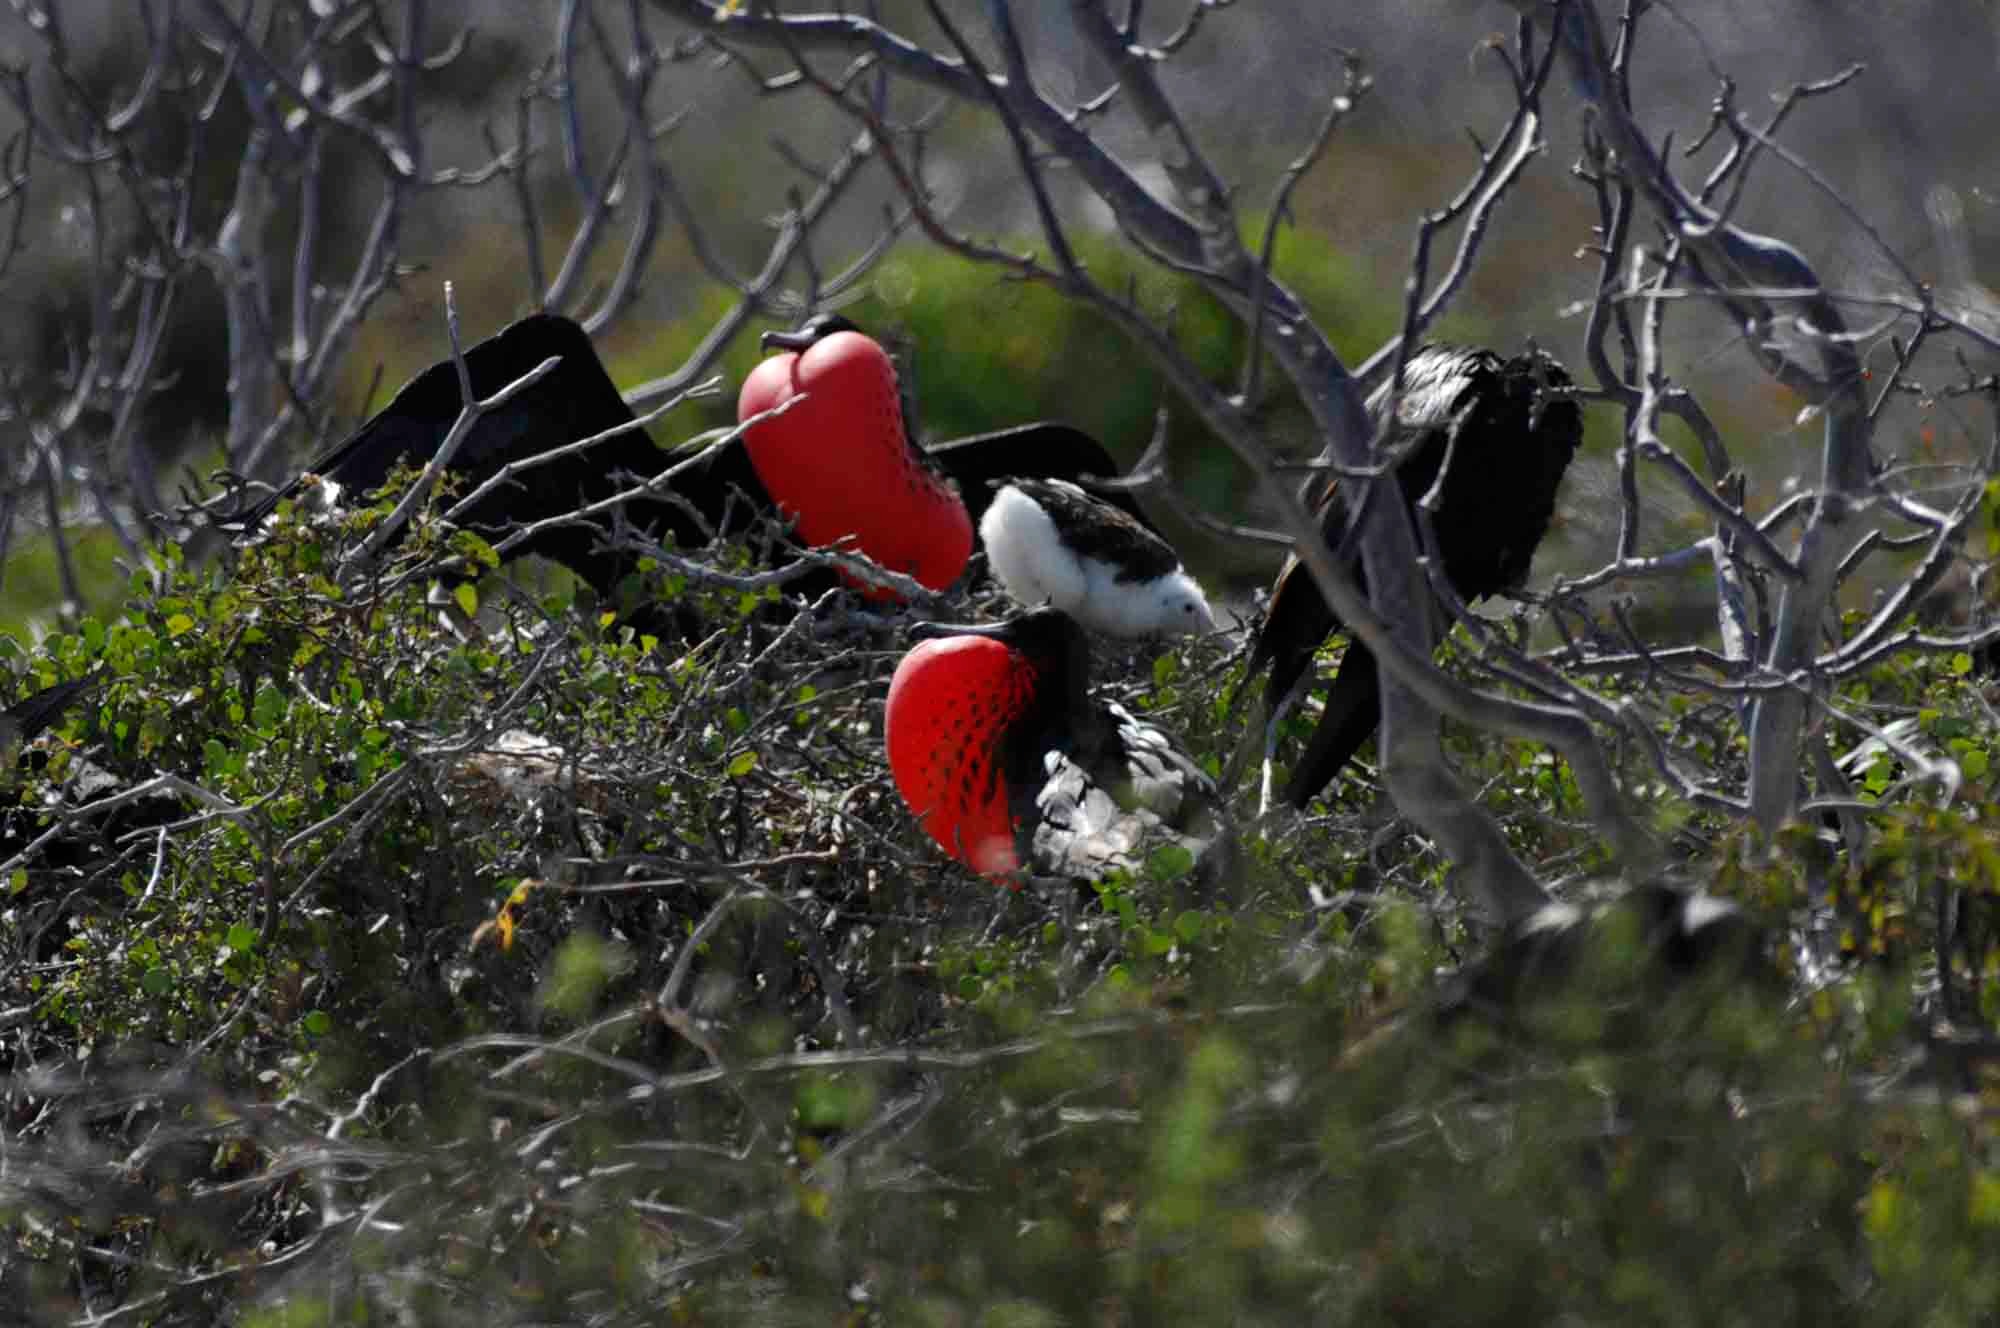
[979,477,1214,638]
[932,423,1158,532]
[1246,344,1583,809]
[886,608,1230,884]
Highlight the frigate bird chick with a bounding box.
[979,477,1214,638]
[884,607,1229,884]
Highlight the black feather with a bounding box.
[234,313,769,599]
[238,318,1151,622]
[1248,344,1583,809]
[994,477,1181,582]
[1,674,97,753]
[929,423,1153,532]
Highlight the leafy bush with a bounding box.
[1,460,1996,1325]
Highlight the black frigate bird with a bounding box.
[884,607,1230,885]
[234,313,1157,614]
[1246,344,1583,810]
[232,313,747,602]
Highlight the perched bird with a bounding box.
[979,477,1215,637]
[233,313,744,604]
[738,315,973,598]
[236,312,1152,613]
[883,607,1229,884]
[1246,345,1582,809]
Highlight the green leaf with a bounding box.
[140,967,172,997]
[164,612,194,637]
[1952,652,1974,676]
[1173,910,1205,942]
[453,531,501,570]
[726,750,758,777]
[1965,748,1990,778]
[454,583,479,619]
[1865,1180,1904,1240]
[1146,843,1197,884]
[225,923,258,954]
[253,684,286,731]
[302,1009,333,1037]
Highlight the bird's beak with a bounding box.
[759,327,819,352]
[909,618,1016,644]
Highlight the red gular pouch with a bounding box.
[738,328,973,602]
[884,633,1038,883]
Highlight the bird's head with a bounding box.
[1150,572,1217,636]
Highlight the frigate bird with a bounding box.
[1246,344,1582,809]
[235,313,1155,612]
[231,313,751,601]
[979,477,1214,638]
[883,607,1229,884]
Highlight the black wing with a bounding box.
[926,422,1156,533]
[1247,344,1583,809]
[1433,882,1766,1025]
[236,313,774,597]
[999,477,1182,583]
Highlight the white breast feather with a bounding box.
[980,485,1089,612]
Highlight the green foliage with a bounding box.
[7,355,2000,1328]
